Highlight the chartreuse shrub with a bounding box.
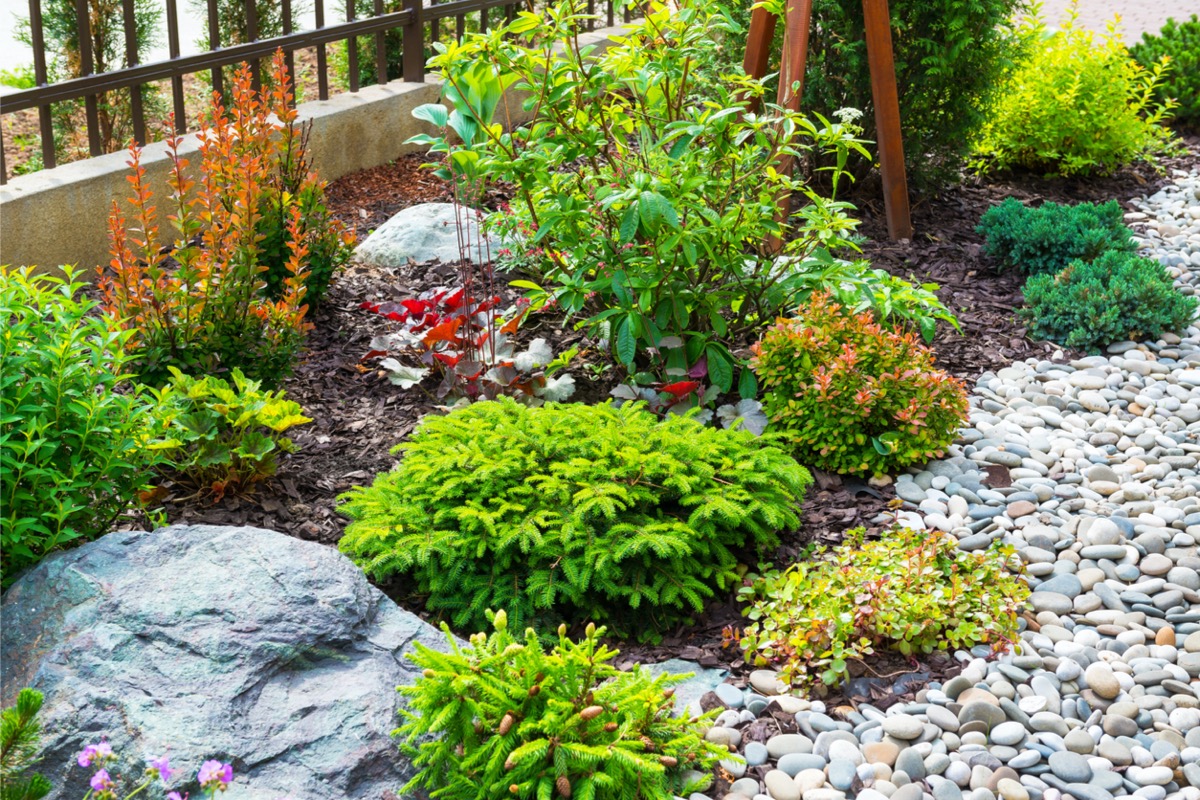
[398,612,729,800]
[972,8,1176,176]
[1130,15,1200,130]
[2,688,50,800]
[146,367,312,499]
[1,267,160,585]
[1022,251,1198,352]
[338,399,811,638]
[752,293,968,477]
[977,199,1136,276]
[737,527,1028,692]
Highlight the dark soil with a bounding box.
[147,143,1199,713]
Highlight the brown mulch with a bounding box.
[140,140,1199,713]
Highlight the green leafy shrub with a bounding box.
[1,267,159,585]
[752,292,968,477]
[1,688,51,800]
[338,399,811,638]
[972,9,1176,176]
[790,0,1028,190]
[416,0,873,388]
[147,367,312,499]
[977,198,1136,276]
[1130,15,1200,129]
[398,613,729,800]
[736,527,1028,691]
[1021,250,1198,351]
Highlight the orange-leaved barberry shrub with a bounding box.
[751,292,968,476]
[102,51,350,387]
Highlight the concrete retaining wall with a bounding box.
[0,25,624,275]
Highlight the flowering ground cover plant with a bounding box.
[103,53,324,387]
[733,526,1029,692]
[753,292,968,476]
[337,399,811,639]
[397,612,729,800]
[76,738,234,799]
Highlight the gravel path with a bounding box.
[696,170,1200,800]
[1033,0,1195,41]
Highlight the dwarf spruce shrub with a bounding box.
[977,199,1136,276]
[752,293,968,477]
[397,612,729,800]
[737,527,1028,692]
[1022,251,1198,352]
[338,399,811,638]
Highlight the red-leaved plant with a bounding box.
[102,51,324,387]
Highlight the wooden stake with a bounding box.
[861,0,912,240]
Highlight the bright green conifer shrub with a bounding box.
[977,199,1136,276]
[397,612,729,800]
[737,527,1028,692]
[1021,251,1198,351]
[752,293,968,477]
[338,399,811,638]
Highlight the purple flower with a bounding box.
[77,741,114,767]
[197,760,233,790]
[148,755,174,783]
[167,793,188,800]
[90,769,114,792]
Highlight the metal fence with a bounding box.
[0,0,634,184]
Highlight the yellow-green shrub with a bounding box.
[972,8,1176,176]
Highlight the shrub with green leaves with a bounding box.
[1,688,51,800]
[398,612,729,800]
[737,527,1029,692]
[752,292,968,477]
[977,198,1136,276]
[1021,250,1198,352]
[972,9,1176,176]
[1130,15,1200,130]
[1,267,159,585]
[338,399,811,638]
[147,367,312,499]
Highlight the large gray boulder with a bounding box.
[0,525,453,800]
[355,202,501,268]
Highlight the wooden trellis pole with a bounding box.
[742,0,913,241]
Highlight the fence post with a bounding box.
[402,0,425,82]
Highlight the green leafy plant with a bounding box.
[1021,250,1198,351]
[415,0,875,388]
[735,527,1029,692]
[753,292,968,477]
[398,612,729,800]
[784,0,1029,190]
[972,6,1177,176]
[1,689,51,800]
[977,198,1136,276]
[15,0,163,162]
[102,54,318,387]
[338,399,811,638]
[1130,15,1200,130]
[148,367,312,499]
[1,267,160,585]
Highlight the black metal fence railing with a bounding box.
[0,0,635,184]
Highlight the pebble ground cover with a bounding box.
[693,170,1200,800]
